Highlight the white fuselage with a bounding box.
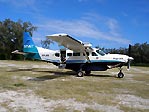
[37,47,131,65]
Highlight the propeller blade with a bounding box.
[127,57,133,70]
[127,44,133,71]
[128,44,131,56]
[127,59,130,70]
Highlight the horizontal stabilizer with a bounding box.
[12,50,26,55]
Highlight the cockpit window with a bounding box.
[96,50,105,56]
[92,52,98,56]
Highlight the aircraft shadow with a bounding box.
[28,70,76,81]
[8,68,33,72]
[8,68,116,81]
[28,75,63,81]
[8,68,75,75]
[30,73,115,81]
[30,71,116,81]
[34,70,115,78]
[85,74,115,78]
[34,70,76,75]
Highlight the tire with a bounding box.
[118,72,124,78]
[77,71,84,77]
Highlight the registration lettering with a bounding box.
[113,58,123,60]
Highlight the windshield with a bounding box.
[96,50,106,56]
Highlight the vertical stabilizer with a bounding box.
[23,32,37,53]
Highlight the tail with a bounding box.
[23,32,41,60]
[23,32,37,53]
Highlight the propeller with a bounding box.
[127,59,131,70]
[127,44,133,70]
[128,44,131,57]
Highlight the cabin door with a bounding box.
[60,49,66,63]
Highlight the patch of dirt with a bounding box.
[116,94,149,110]
[0,106,7,112]
[0,61,57,71]
[0,90,123,112]
[131,68,149,74]
[113,88,134,94]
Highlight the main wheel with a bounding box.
[118,72,124,78]
[85,71,91,75]
[77,71,84,77]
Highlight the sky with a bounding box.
[0,0,149,49]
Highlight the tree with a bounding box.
[41,37,53,49]
[131,42,149,64]
[95,42,149,65]
[0,19,37,60]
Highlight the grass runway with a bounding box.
[0,60,148,112]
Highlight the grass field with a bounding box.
[0,60,148,112]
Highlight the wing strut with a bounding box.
[83,51,91,63]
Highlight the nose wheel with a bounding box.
[117,68,124,78]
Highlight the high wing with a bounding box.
[46,34,86,52]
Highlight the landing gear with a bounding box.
[77,64,84,77]
[77,71,84,77]
[117,68,124,78]
[77,70,91,77]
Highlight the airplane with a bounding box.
[12,32,133,78]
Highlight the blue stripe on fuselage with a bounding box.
[66,60,87,63]
[90,60,122,63]
[66,60,122,63]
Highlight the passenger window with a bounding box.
[92,52,98,56]
[55,53,60,57]
[73,52,80,56]
[67,53,72,56]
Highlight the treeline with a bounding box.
[0,19,148,66]
[0,19,37,60]
[100,42,149,66]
